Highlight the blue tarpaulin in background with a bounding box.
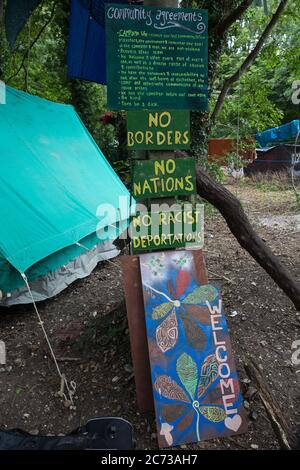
[67,0,128,85]
[256,120,300,148]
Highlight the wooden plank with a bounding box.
[139,250,248,447]
[121,255,154,412]
[132,157,196,200]
[127,110,190,150]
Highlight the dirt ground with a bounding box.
[0,184,299,450]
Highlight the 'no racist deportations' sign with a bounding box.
[130,205,204,252]
[105,5,208,110]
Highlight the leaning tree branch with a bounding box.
[196,166,300,310]
[214,0,253,36]
[211,0,288,124]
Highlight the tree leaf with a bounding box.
[182,285,219,305]
[176,270,190,298]
[198,354,219,398]
[181,314,207,351]
[155,375,189,403]
[152,302,173,320]
[199,406,226,423]
[176,353,198,399]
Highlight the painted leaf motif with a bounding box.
[176,353,198,399]
[199,406,226,423]
[182,285,218,305]
[155,375,189,403]
[181,314,207,351]
[184,305,211,325]
[176,410,195,432]
[156,309,178,353]
[152,302,173,320]
[176,271,190,298]
[167,280,176,300]
[161,403,189,423]
[198,354,219,398]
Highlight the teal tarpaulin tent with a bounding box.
[0,87,131,306]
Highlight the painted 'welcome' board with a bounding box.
[139,250,247,448]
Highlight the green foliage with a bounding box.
[197,157,225,183]
[112,160,131,186]
[1,0,300,166]
[2,0,117,161]
[211,1,300,139]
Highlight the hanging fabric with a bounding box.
[4,0,42,50]
[67,0,129,85]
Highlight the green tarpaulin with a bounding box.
[0,87,130,296]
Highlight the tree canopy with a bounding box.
[0,0,299,156]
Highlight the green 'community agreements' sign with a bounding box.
[105,4,208,110]
[132,157,196,200]
[127,110,190,150]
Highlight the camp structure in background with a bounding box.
[0,87,131,307]
[245,120,300,175]
[245,144,300,175]
[208,138,255,165]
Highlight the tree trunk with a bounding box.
[196,166,300,310]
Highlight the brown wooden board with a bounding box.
[121,250,208,413]
[121,255,154,412]
[132,157,196,200]
[139,250,248,447]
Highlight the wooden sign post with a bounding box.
[127,110,191,151]
[107,0,246,449]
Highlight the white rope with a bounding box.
[142,281,174,303]
[21,273,76,404]
[236,69,241,162]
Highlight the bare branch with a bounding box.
[211,0,289,124]
[214,0,253,36]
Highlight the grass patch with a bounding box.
[242,171,297,192]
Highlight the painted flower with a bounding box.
[155,352,226,445]
[143,269,218,353]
